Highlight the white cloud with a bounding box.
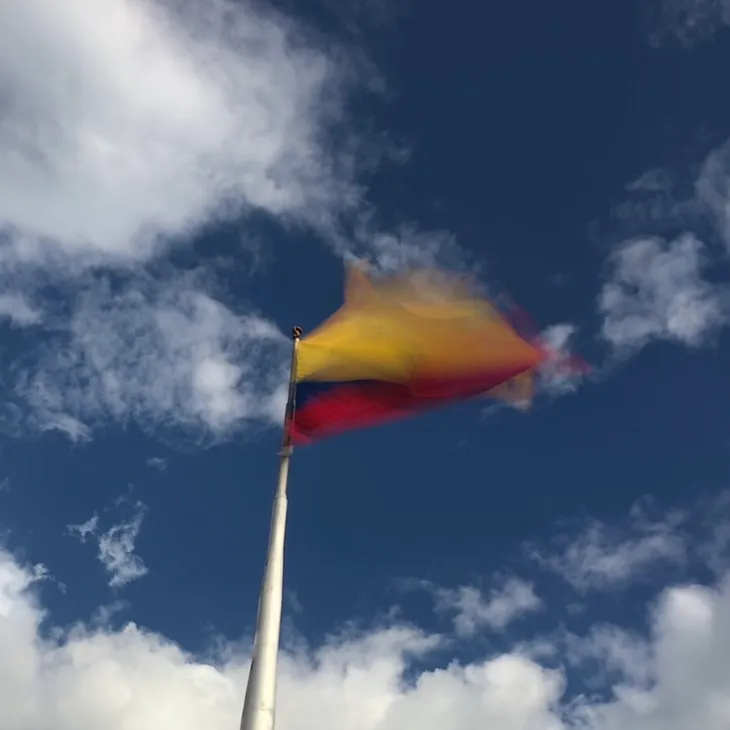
[36,413,92,443]
[0,293,42,327]
[0,0,464,286]
[68,504,148,588]
[146,457,168,472]
[534,503,688,592]
[0,0,339,446]
[697,140,730,251]
[571,579,730,729]
[2,545,730,728]
[90,600,130,627]
[626,168,674,194]
[98,508,148,589]
[566,625,654,689]
[68,515,100,543]
[598,235,727,353]
[534,493,730,595]
[360,225,467,273]
[0,0,467,449]
[695,492,730,576]
[9,273,289,441]
[537,323,584,396]
[0,0,360,267]
[433,579,542,637]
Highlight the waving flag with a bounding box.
[290,266,550,444]
[241,266,579,730]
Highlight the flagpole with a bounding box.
[240,326,302,730]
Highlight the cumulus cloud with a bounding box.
[0,0,461,284]
[0,0,361,266]
[574,579,730,730]
[7,272,289,441]
[2,544,730,729]
[432,578,542,637]
[68,503,148,588]
[598,235,727,354]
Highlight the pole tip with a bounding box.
[292,326,303,340]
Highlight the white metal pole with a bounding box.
[240,328,301,730]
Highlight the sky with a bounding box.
[1,0,730,728]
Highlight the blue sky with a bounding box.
[1,0,730,728]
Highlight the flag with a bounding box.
[290,266,548,444]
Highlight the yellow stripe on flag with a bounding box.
[297,267,541,386]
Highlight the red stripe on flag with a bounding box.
[291,364,536,444]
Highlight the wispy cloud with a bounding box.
[146,457,168,472]
[67,515,100,543]
[68,502,148,588]
[532,492,730,597]
[0,294,42,327]
[626,168,675,194]
[537,323,585,396]
[359,225,468,273]
[565,624,654,689]
[647,0,730,48]
[438,579,542,637]
[696,492,730,575]
[697,140,730,252]
[413,577,542,637]
[533,502,688,592]
[98,507,148,589]
[90,599,130,627]
[598,234,727,354]
[9,272,289,442]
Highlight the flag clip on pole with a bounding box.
[240,326,302,730]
